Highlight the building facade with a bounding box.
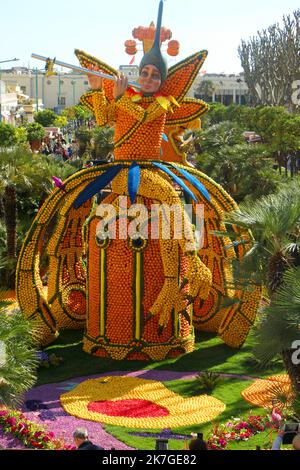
[0,66,249,118]
[0,67,91,112]
[190,73,248,105]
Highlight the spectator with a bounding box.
[272,426,300,450]
[188,434,208,450]
[73,427,104,450]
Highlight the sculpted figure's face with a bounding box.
[139,65,162,94]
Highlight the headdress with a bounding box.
[139,0,168,83]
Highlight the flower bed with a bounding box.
[207,413,280,450]
[0,407,75,450]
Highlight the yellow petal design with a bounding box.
[60,376,225,428]
[156,96,171,110]
[131,94,142,103]
[241,374,294,409]
[168,95,180,107]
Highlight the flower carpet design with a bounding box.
[241,374,294,409]
[0,370,228,449]
[60,375,225,428]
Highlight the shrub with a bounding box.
[0,122,17,148]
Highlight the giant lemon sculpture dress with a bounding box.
[16,1,260,360]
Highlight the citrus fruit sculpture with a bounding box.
[16,1,260,360]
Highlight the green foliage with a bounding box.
[221,181,300,291]
[34,109,57,127]
[0,301,38,408]
[62,105,92,122]
[194,370,223,393]
[0,148,77,287]
[75,127,92,157]
[202,104,300,156]
[92,125,114,159]
[254,268,300,364]
[25,122,45,141]
[0,122,17,148]
[194,121,245,153]
[54,115,68,128]
[201,103,227,127]
[196,141,280,203]
[195,79,215,101]
[15,126,28,144]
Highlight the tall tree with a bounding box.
[238,9,300,108]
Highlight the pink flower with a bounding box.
[0,410,8,416]
[271,408,282,422]
[6,417,17,426]
[43,436,50,442]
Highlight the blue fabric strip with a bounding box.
[152,161,197,202]
[73,165,123,208]
[168,163,211,202]
[128,161,140,204]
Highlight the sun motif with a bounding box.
[60,376,225,428]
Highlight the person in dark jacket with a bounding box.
[73,427,104,450]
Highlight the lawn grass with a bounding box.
[37,329,284,386]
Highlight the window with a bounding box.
[84,81,88,85]
[58,97,66,105]
[47,80,51,85]
[20,86,26,94]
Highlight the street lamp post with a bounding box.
[0,58,19,123]
[71,80,76,106]
[58,72,62,114]
[35,67,39,112]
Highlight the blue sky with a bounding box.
[1,0,299,74]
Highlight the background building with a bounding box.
[0,67,90,113]
[191,73,248,104]
[0,65,249,120]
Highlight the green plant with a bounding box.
[0,122,17,148]
[195,371,223,393]
[25,122,45,141]
[92,125,114,159]
[75,127,92,157]
[34,109,57,127]
[0,299,38,408]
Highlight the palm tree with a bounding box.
[0,148,76,287]
[255,268,300,394]
[92,125,114,160]
[195,79,215,102]
[222,182,300,392]
[0,149,33,263]
[0,296,38,408]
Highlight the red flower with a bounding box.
[6,417,17,426]
[21,428,30,435]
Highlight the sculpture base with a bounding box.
[83,333,195,361]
